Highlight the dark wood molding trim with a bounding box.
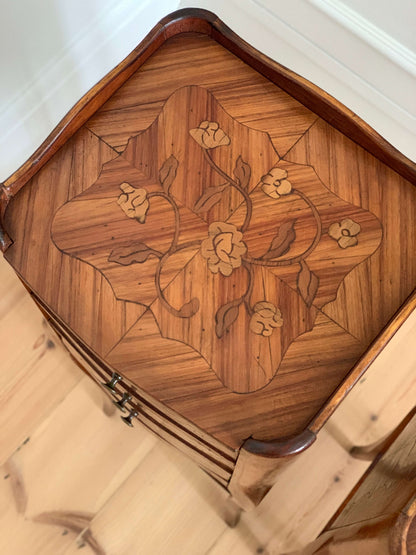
[243,428,316,457]
[209,21,416,184]
[310,289,416,434]
[244,290,415,457]
[3,7,416,195]
[2,7,416,252]
[1,9,218,197]
[1,9,415,461]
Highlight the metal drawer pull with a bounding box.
[121,409,139,427]
[113,392,132,412]
[102,372,122,395]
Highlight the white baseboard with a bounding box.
[180,0,416,163]
[0,0,179,182]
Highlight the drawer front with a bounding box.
[29,291,236,486]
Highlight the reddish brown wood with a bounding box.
[310,291,416,434]
[4,32,415,446]
[1,9,415,211]
[0,186,12,251]
[210,20,416,184]
[394,502,416,555]
[1,26,163,197]
[2,10,416,508]
[229,429,316,509]
[306,511,413,554]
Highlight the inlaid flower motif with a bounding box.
[260,167,292,199]
[117,182,149,223]
[52,84,384,395]
[250,301,283,337]
[189,121,230,150]
[328,218,361,249]
[201,222,247,276]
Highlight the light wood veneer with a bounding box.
[1,9,415,508]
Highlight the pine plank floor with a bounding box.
[0,255,415,555]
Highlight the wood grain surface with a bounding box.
[3,30,416,456]
[2,8,415,199]
[0,253,415,553]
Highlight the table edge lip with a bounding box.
[306,289,416,437]
[1,7,415,459]
[244,288,415,456]
[1,8,415,203]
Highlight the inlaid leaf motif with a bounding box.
[177,297,200,317]
[297,260,319,307]
[108,243,161,266]
[193,183,229,213]
[51,85,384,395]
[233,155,251,190]
[159,155,179,194]
[215,300,240,338]
[262,220,296,260]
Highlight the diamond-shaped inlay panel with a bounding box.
[52,86,382,393]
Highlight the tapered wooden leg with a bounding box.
[223,496,242,528]
[228,449,293,510]
[229,431,316,510]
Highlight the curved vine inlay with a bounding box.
[52,85,382,393]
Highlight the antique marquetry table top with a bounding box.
[2,11,416,454]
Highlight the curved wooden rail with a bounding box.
[2,8,416,197]
[244,428,316,457]
[1,7,415,462]
[310,289,416,436]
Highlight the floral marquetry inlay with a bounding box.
[117,182,149,223]
[250,302,283,337]
[201,222,247,277]
[328,218,361,249]
[260,167,292,199]
[52,85,383,393]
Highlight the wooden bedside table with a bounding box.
[1,9,415,511]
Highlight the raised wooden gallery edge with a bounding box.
[1,8,416,508]
[1,8,415,203]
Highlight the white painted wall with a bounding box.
[1,0,415,182]
[0,0,179,181]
